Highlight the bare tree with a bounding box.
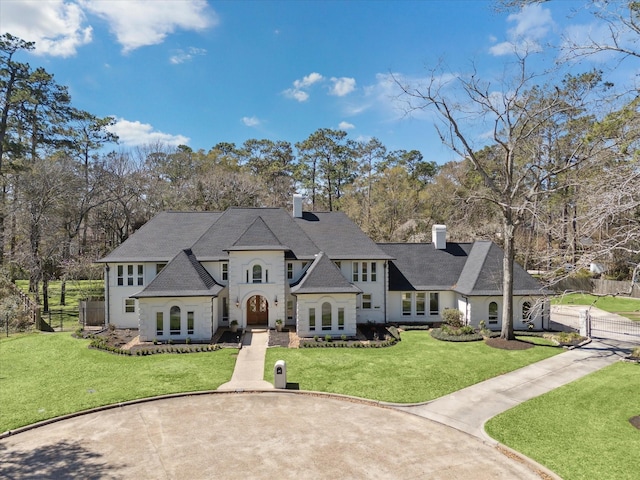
[396,56,609,339]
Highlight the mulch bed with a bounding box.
[485,337,534,350]
[629,416,640,430]
[268,328,292,347]
[216,330,243,345]
[358,325,392,341]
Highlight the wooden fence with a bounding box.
[8,282,41,327]
[553,278,640,299]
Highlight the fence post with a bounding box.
[579,309,591,337]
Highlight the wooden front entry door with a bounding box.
[247,295,268,325]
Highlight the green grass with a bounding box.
[485,362,640,480]
[15,279,104,329]
[552,293,640,321]
[0,333,237,432]
[264,331,561,403]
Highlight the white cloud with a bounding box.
[338,121,355,130]
[81,0,217,53]
[330,77,356,96]
[489,3,554,56]
[107,117,189,147]
[1,0,92,57]
[169,46,207,64]
[283,72,324,102]
[242,116,261,127]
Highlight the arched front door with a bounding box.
[246,295,268,325]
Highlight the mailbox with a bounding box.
[274,359,287,389]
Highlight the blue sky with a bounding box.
[0,0,624,163]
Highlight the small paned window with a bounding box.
[370,262,377,282]
[156,312,163,336]
[221,263,228,281]
[127,265,134,285]
[287,263,293,280]
[187,311,194,335]
[402,293,412,316]
[430,293,439,316]
[362,262,368,282]
[309,308,316,330]
[322,302,332,331]
[362,294,372,309]
[137,265,144,286]
[117,265,124,286]
[489,302,498,325]
[156,264,166,275]
[352,262,359,282]
[170,306,181,335]
[338,308,344,330]
[416,293,425,316]
[125,298,135,313]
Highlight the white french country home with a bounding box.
[97,195,549,341]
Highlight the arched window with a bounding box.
[488,302,498,325]
[170,306,181,335]
[322,302,332,331]
[252,265,262,283]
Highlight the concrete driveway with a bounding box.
[0,392,552,479]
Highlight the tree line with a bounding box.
[2,0,640,341]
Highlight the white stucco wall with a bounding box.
[227,250,286,328]
[137,296,214,342]
[295,293,357,337]
[466,296,546,330]
[386,290,456,323]
[105,262,161,329]
[348,260,386,323]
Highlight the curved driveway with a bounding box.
[0,392,549,480]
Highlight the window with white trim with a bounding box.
[156,312,163,336]
[156,264,166,275]
[429,293,439,316]
[322,302,331,330]
[124,298,135,313]
[362,262,368,282]
[117,265,124,285]
[362,294,372,309]
[338,308,344,330]
[309,308,316,331]
[352,262,359,282]
[489,302,498,325]
[170,306,181,335]
[222,297,229,322]
[370,262,377,281]
[287,262,293,279]
[252,265,262,283]
[402,293,412,316]
[221,263,228,281]
[119,265,144,286]
[187,311,194,335]
[416,293,425,316]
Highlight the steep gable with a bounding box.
[191,208,319,260]
[227,216,289,251]
[133,249,223,298]
[291,252,361,294]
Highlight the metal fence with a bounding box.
[551,306,640,344]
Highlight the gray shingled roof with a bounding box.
[379,241,547,295]
[133,249,224,298]
[294,212,393,260]
[291,252,361,294]
[379,243,472,291]
[191,208,319,260]
[98,212,222,263]
[226,216,290,251]
[454,242,547,295]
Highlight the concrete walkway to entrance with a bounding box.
[395,336,634,441]
[217,328,274,391]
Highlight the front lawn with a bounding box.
[0,333,237,432]
[264,330,562,403]
[553,293,640,321]
[485,362,640,480]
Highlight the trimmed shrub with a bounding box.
[431,327,483,342]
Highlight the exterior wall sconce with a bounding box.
[235,297,240,308]
[274,296,278,307]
